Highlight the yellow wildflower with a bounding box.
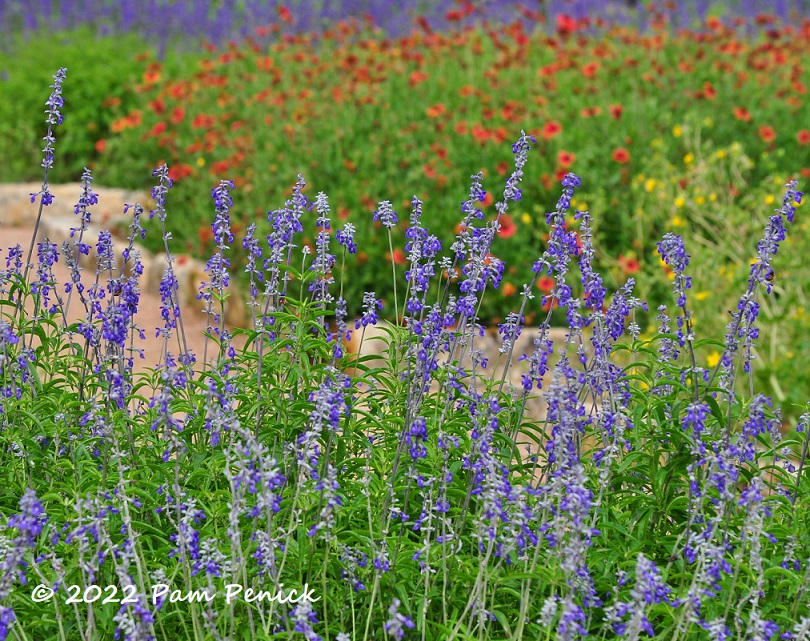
[684,153,694,164]
[709,193,717,202]
[645,178,656,193]
[696,196,705,205]
[716,149,726,159]
[196,157,205,167]
[707,351,721,368]
[696,291,710,301]
[671,216,685,227]
[522,213,531,224]
[674,196,686,208]
[673,125,683,137]
[704,117,713,128]
[765,194,775,205]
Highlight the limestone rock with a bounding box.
[0,182,150,229]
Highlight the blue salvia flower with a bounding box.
[307,463,342,541]
[604,553,671,636]
[32,239,60,314]
[29,67,66,207]
[198,179,235,332]
[335,223,356,254]
[574,208,606,317]
[356,292,382,329]
[372,200,398,229]
[716,181,802,394]
[291,600,322,641]
[69,167,97,259]
[309,192,336,309]
[242,222,263,320]
[0,490,46,641]
[383,598,415,640]
[533,174,581,319]
[338,544,367,593]
[156,264,180,339]
[149,164,173,222]
[1,245,24,295]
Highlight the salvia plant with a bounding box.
[0,67,809,641]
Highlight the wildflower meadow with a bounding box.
[2,3,810,641]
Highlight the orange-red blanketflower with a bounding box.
[426,103,446,119]
[609,104,623,120]
[557,150,576,169]
[797,130,810,145]
[498,214,517,238]
[618,254,640,275]
[536,275,555,292]
[542,120,562,140]
[758,125,776,143]
[733,107,752,121]
[169,107,185,124]
[611,147,631,163]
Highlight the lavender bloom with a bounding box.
[308,191,336,309]
[29,67,66,207]
[263,175,308,309]
[406,416,428,461]
[198,180,235,329]
[498,311,523,354]
[372,200,398,229]
[717,181,802,393]
[291,600,322,641]
[307,463,342,541]
[297,370,350,479]
[604,554,671,637]
[383,598,415,640]
[243,222,263,315]
[339,544,367,593]
[156,264,180,339]
[574,209,606,316]
[70,167,97,254]
[356,292,382,329]
[31,240,60,314]
[0,489,46,598]
[336,223,357,254]
[149,164,173,222]
[657,233,693,349]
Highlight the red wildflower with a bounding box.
[169,107,185,124]
[733,107,752,121]
[609,104,624,120]
[537,275,555,292]
[542,120,562,140]
[426,103,446,118]
[758,125,776,143]
[277,5,293,23]
[797,130,810,145]
[95,139,107,154]
[557,150,576,169]
[497,214,517,238]
[556,14,578,37]
[581,61,599,78]
[385,249,407,265]
[167,163,193,181]
[502,282,517,297]
[611,147,631,163]
[149,122,167,137]
[409,71,429,88]
[618,254,640,275]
